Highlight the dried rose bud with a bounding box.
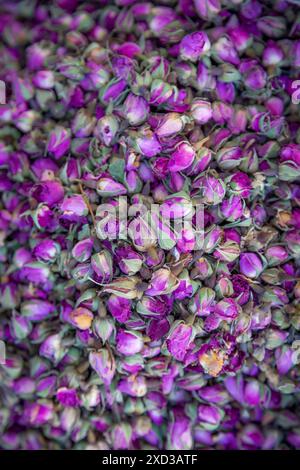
[47,126,71,159]
[179,31,211,62]
[123,93,149,126]
[89,349,116,386]
[168,142,195,172]
[166,322,194,361]
[107,295,132,323]
[116,329,144,356]
[198,404,224,431]
[167,409,193,450]
[190,98,212,124]
[146,268,179,295]
[65,307,93,330]
[91,250,113,283]
[214,298,240,321]
[239,252,264,278]
[118,375,147,397]
[94,115,119,147]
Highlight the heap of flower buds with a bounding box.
[1,0,300,450]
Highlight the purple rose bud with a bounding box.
[23,402,54,427]
[93,317,115,343]
[149,79,173,105]
[156,113,188,138]
[21,299,55,322]
[193,175,226,204]
[186,147,212,175]
[118,375,147,397]
[32,180,64,208]
[72,238,93,262]
[65,307,93,330]
[71,109,96,137]
[115,245,143,275]
[32,70,55,89]
[166,322,194,361]
[13,377,35,396]
[239,252,264,278]
[112,423,132,450]
[10,314,32,340]
[275,346,294,375]
[215,298,240,321]
[198,404,224,430]
[147,318,170,341]
[33,239,60,263]
[89,349,116,386]
[135,130,162,158]
[220,196,244,221]
[136,296,169,318]
[39,333,64,363]
[191,98,212,124]
[36,375,57,398]
[96,177,127,197]
[216,146,243,170]
[123,93,149,126]
[19,262,51,285]
[91,250,113,283]
[116,330,143,356]
[213,37,240,65]
[194,0,221,20]
[146,268,179,296]
[60,195,88,222]
[94,115,119,146]
[231,275,250,305]
[265,245,289,266]
[56,387,80,407]
[47,126,71,159]
[160,196,193,219]
[100,78,127,105]
[168,142,195,172]
[180,31,211,62]
[107,295,132,323]
[167,409,193,450]
[190,287,215,317]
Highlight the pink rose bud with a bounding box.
[94,114,119,147]
[180,31,211,62]
[168,142,195,172]
[91,250,113,283]
[100,78,127,104]
[146,268,179,296]
[72,238,93,263]
[65,307,93,330]
[149,79,173,105]
[191,98,212,124]
[239,252,264,278]
[135,130,162,157]
[96,177,127,197]
[60,195,88,222]
[47,126,71,159]
[116,330,144,356]
[107,295,132,323]
[156,112,188,138]
[215,298,240,321]
[32,70,55,89]
[166,322,194,361]
[198,404,224,430]
[89,349,116,386]
[56,387,80,407]
[167,410,193,450]
[118,375,147,397]
[123,93,149,125]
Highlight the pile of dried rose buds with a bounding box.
[1,0,300,450]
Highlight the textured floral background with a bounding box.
[0,0,300,450]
